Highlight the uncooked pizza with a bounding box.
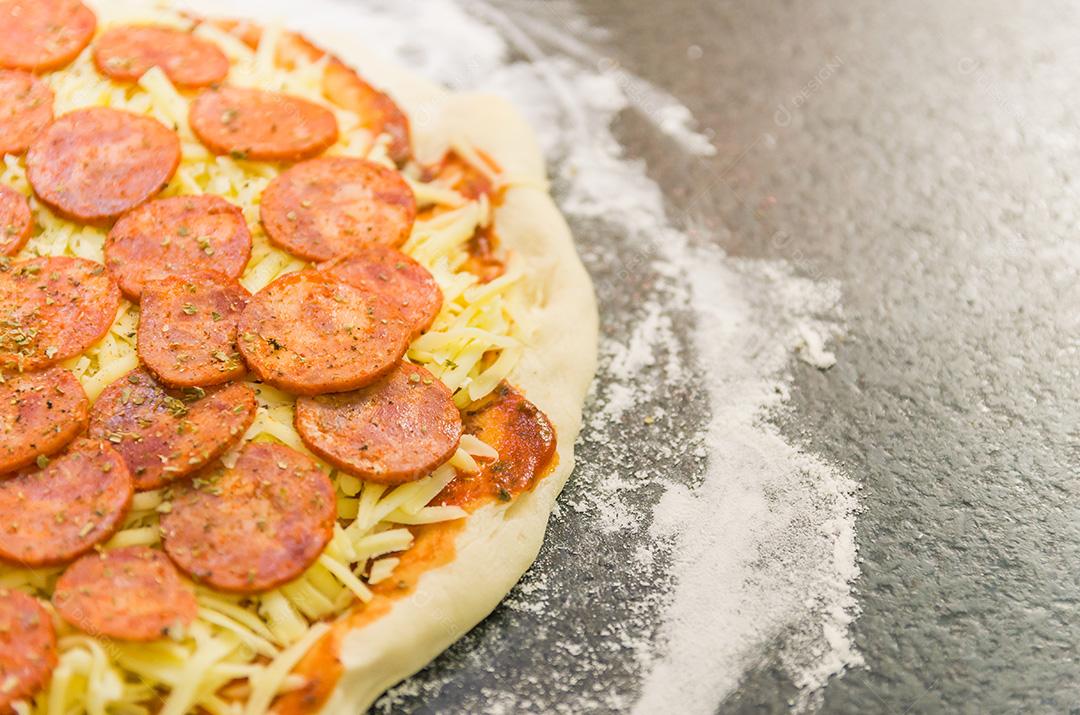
[0,1,597,713]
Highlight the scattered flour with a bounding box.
[797,323,839,370]
[179,0,861,710]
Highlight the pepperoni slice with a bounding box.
[438,384,557,508]
[322,57,411,164]
[0,439,132,567]
[295,362,462,484]
[138,273,250,388]
[53,546,197,641]
[0,185,32,256]
[0,367,88,475]
[93,25,229,88]
[104,195,252,300]
[0,70,52,156]
[318,245,441,339]
[0,0,96,72]
[27,107,180,223]
[87,368,256,492]
[0,589,56,712]
[237,271,410,396]
[0,256,120,372]
[189,86,338,162]
[261,157,416,262]
[160,442,335,593]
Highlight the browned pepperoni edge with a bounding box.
[0,366,88,475]
[189,85,338,162]
[318,245,441,339]
[206,19,411,163]
[236,270,411,396]
[0,588,57,712]
[260,157,417,263]
[0,69,53,156]
[104,194,252,300]
[93,25,229,88]
[0,185,32,256]
[53,545,198,641]
[0,438,132,567]
[26,107,180,223]
[437,383,558,508]
[138,272,250,387]
[0,256,120,372]
[295,362,462,484]
[160,442,336,593]
[87,368,256,492]
[0,0,96,72]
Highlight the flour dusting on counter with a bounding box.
[178,0,861,711]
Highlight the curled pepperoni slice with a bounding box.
[318,245,441,339]
[104,195,252,300]
[189,86,338,162]
[0,256,120,372]
[322,57,411,164]
[0,0,96,72]
[27,107,180,223]
[93,25,229,88]
[53,546,197,641]
[0,589,56,712]
[237,271,411,396]
[296,362,462,484]
[138,273,250,388]
[0,185,32,256]
[160,442,336,593]
[87,368,256,492]
[0,70,52,156]
[0,439,132,567]
[261,157,416,262]
[0,367,88,475]
[438,385,557,507]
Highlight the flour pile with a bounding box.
[181,0,862,710]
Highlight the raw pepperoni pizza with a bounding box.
[0,1,596,714]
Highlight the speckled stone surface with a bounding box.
[375,1,1080,713]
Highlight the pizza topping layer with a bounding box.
[439,384,558,508]
[0,366,88,474]
[237,270,411,395]
[53,545,198,641]
[93,24,229,88]
[0,185,32,256]
[189,85,339,162]
[105,194,253,300]
[0,0,96,72]
[160,442,336,593]
[0,589,57,713]
[0,7,557,712]
[0,438,132,566]
[0,255,120,371]
[88,368,256,491]
[261,156,416,261]
[319,244,442,339]
[26,107,180,222]
[0,69,53,157]
[296,362,463,484]
[138,272,250,387]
